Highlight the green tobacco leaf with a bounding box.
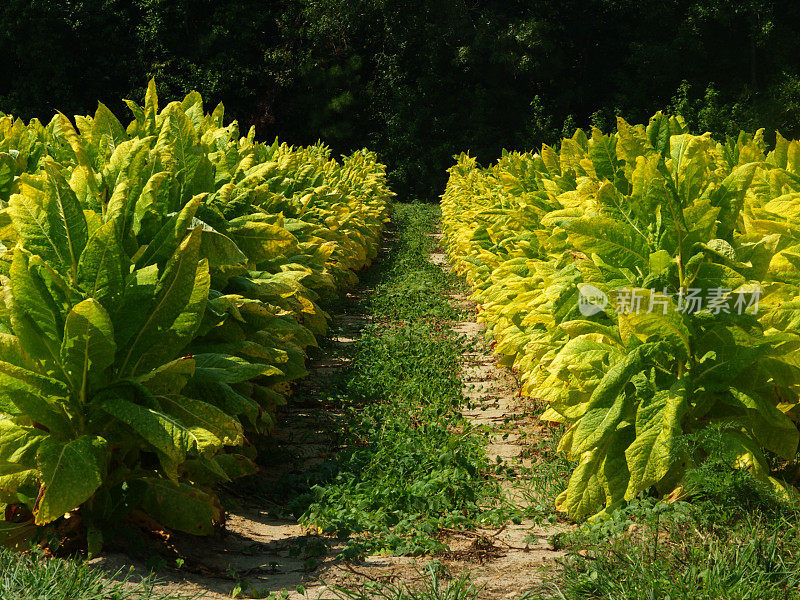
[119,228,208,376]
[60,299,116,402]
[671,134,712,204]
[112,264,158,352]
[541,337,622,420]
[181,457,231,484]
[193,353,277,383]
[71,167,102,213]
[189,155,215,198]
[0,333,28,370]
[143,78,158,136]
[181,453,258,485]
[618,290,690,360]
[729,388,798,459]
[645,112,673,157]
[712,163,757,239]
[0,361,74,437]
[559,446,605,520]
[183,378,259,425]
[103,185,133,249]
[8,249,63,368]
[92,102,126,155]
[648,249,672,274]
[0,469,38,504]
[559,426,635,521]
[214,453,258,479]
[138,357,196,396]
[34,435,108,524]
[563,216,650,271]
[54,114,92,169]
[693,324,766,387]
[10,163,88,278]
[558,320,621,343]
[540,144,561,176]
[127,258,209,376]
[589,127,618,181]
[624,383,687,500]
[716,430,771,481]
[630,155,671,225]
[227,220,299,263]
[0,153,14,205]
[139,477,221,535]
[96,393,193,469]
[600,425,635,511]
[123,100,146,136]
[686,260,747,293]
[147,257,210,371]
[133,171,173,238]
[194,221,248,267]
[615,117,650,166]
[157,395,243,447]
[682,196,720,251]
[0,419,47,473]
[570,345,655,455]
[77,218,126,309]
[135,195,202,269]
[155,105,202,196]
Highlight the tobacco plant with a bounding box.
[442,113,800,520]
[0,81,390,550]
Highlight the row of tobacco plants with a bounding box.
[0,80,391,553]
[442,113,800,521]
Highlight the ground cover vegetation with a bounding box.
[543,452,800,599]
[0,545,178,600]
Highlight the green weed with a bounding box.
[541,449,800,600]
[512,416,570,526]
[296,203,508,557]
[548,515,800,600]
[0,547,186,600]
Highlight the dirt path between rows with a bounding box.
[428,234,564,599]
[93,228,564,600]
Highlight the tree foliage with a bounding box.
[3,1,800,197]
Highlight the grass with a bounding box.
[294,203,509,557]
[0,546,185,600]
[543,501,800,600]
[519,429,800,600]
[507,412,570,527]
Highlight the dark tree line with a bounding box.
[3,0,800,197]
